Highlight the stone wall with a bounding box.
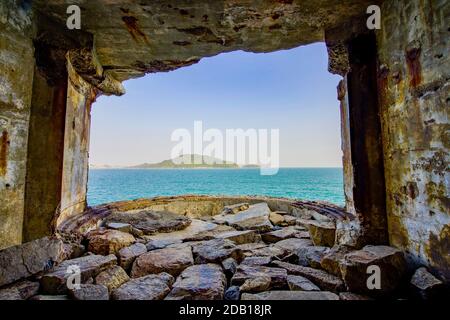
[0,1,35,249]
[377,0,449,281]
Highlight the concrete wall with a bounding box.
[0,2,35,249]
[377,0,449,280]
[58,61,96,225]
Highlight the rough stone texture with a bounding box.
[297,246,330,269]
[231,265,287,289]
[221,257,238,279]
[166,264,226,300]
[340,245,407,295]
[95,266,130,292]
[339,292,373,300]
[87,229,136,255]
[213,203,273,232]
[274,238,313,254]
[0,2,35,249]
[69,284,109,300]
[240,276,271,293]
[222,203,249,214]
[0,280,40,300]
[241,256,272,266]
[111,273,174,300]
[131,246,193,278]
[118,242,147,271]
[215,230,261,244]
[272,261,345,293]
[192,238,243,264]
[410,267,445,300]
[224,286,240,301]
[320,245,352,277]
[0,237,65,287]
[305,220,336,247]
[287,275,320,291]
[269,212,285,226]
[144,219,219,242]
[40,254,117,294]
[377,0,450,282]
[104,210,192,235]
[242,291,339,300]
[262,227,303,243]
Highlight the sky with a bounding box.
[89,42,343,168]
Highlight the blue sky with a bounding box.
[90,42,343,167]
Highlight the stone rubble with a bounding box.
[0,202,433,300]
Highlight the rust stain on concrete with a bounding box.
[406,47,422,88]
[0,130,8,176]
[122,15,149,45]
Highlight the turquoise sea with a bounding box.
[87,168,345,207]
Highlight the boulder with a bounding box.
[242,291,339,300]
[111,273,174,300]
[213,203,273,232]
[271,261,345,292]
[69,284,109,300]
[0,280,40,300]
[269,212,285,226]
[86,229,135,255]
[105,222,132,233]
[131,246,193,278]
[40,254,117,294]
[274,238,313,254]
[0,237,65,287]
[231,265,287,289]
[305,220,336,247]
[262,227,304,243]
[410,267,444,300]
[297,246,330,269]
[320,246,352,277]
[146,239,182,250]
[104,210,192,235]
[339,245,406,295]
[166,264,226,300]
[224,286,240,300]
[240,276,271,293]
[118,243,147,271]
[215,230,261,244]
[287,275,320,291]
[241,256,272,266]
[192,239,243,264]
[246,245,288,260]
[95,266,130,292]
[282,215,298,226]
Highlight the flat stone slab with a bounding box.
[166,264,226,300]
[131,246,193,277]
[231,265,287,289]
[104,210,192,235]
[0,280,40,300]
[262,227,305,243]
[192,239,243,264]
[287,275,320,291]
[297,246,330,268]
[242,291,339,300]
[111,273,174,300]
[273,238,313,253]
[215,230,261,244]
[144,219,219,242]
[213,203,273,231]
[241,256,272,266]
[0,237,65,287]
[40,254,117,294]
[69,284,109,300]
[272,261,345,292]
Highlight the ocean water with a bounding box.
[87,168,345,207]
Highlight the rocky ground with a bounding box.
[0,202,446,300]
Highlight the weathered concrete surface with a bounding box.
[0,1,35,249]
[376,0,450,281]
[34,0,375,82]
